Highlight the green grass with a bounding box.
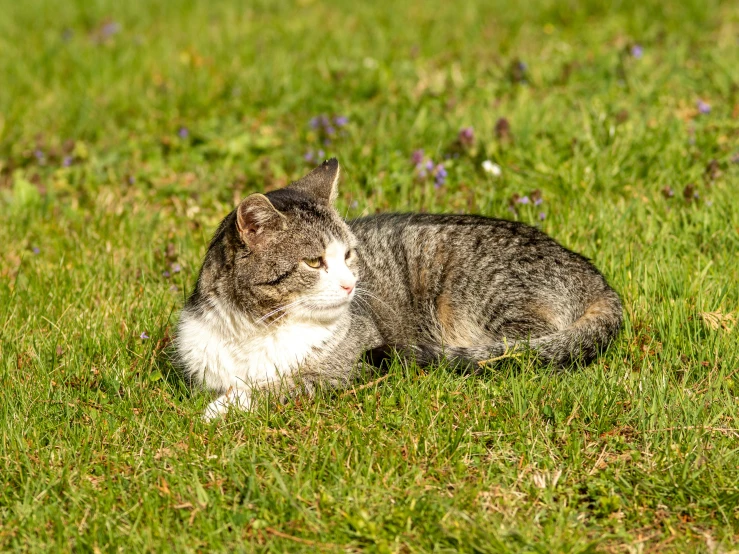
[1,0,739,551]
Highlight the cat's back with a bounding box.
[349,212,589,269]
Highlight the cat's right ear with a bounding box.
[236,194,285,250]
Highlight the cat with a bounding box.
[175,158,622,420]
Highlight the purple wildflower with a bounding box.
[317,149,325,159]
[101,21,121,39]
[631,45,643,59]
[458,126,474,146]
[425,160,434,171]
[350,200,359,209]
[178,127,189,139]
[172,263,181,273]
[128,176,135,185]
[32,247,40,255]
[162,270,170,278]
[62,156,72,167]
[34,149,45,162]
[304,151,315,163]
[517,196,530,205]
[697,100,711,114]
[411,149,425,165]
[434,164,447,188]
[310,115,330,129]
[534,197,543,206]
[334,116,348,127]
[140,332,150,340]
[539,212,546,221]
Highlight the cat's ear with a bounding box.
[286,158,340,206]
[236,193,285,249]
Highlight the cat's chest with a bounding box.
[231,321,334,376]
[177,304,336,391]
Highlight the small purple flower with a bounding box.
[350,200,359,209]
[140,332,150,340]
[325,125,336,136]
[178,127,189,139]
[539,212,546,221]
[411,149,425,165]
[62,156,72,167]
[128,176,136,185]
[697,100,711,114]
[425,160,434,171]
[32,247,40,255]
[34,149,45,162]
[334,116,348,127]
[517,61,528,72]
[101,21,121,39]
[310,115,330,130]
[631,45,643,59]
[304,151,315,163]
[434,164,447,188]
[172,263,181,273]
[517,196,530,205]
[317,149,325,159]
[162,270,170,278]
[534,197,543,206]
[458,126,474,146]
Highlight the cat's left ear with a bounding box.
[236,193,285,250]
[286,158,340,206]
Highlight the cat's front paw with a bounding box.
[203,389,252,421]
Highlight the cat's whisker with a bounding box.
[262,296,324,328]
[352,295,383,322]
[354,287,399,317]
[258,297,313,323]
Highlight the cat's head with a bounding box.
[205,159,359,324]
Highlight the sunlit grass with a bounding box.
[1,0,738,551]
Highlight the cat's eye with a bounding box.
[304,257,323,269]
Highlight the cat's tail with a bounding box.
[400,291,623,370]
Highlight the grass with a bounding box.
[1,0,739,551]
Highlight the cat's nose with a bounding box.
[341,283,354,295]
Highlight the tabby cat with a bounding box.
[175,159,622,419]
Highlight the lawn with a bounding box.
[1,0,739,551]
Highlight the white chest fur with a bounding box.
[175,299,336,394]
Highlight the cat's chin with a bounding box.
[297,300,351,324]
